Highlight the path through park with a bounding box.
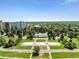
[1,47,79,53]
[1,38,79,59]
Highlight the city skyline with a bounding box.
[0,0,79,22]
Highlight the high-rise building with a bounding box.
[4,22,12,32]
[0,20,2,30]
[16,21,26,30]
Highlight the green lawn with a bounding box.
[13,39,33,49]
[50,44,64,49]
[20,39,34,43]
[36,39,45,42]
[48,39,57,42]
[51,52,79,58]
[0,51,30,58]
[32,53,49,58]
[0,58,6,59]
[71,38,79,48]
[14,45,32,49]
[39,46,47,49]
[43,53,49,58]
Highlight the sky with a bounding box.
[0,0,79,22]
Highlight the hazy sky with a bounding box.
[0,0,79,22]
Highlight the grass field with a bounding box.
[0,58,6,59]
[1,35,79,59]
[13,39,33,49]
[14,45,32,49]
[0,51,30,58]
[50,44,64,49]
[48,39,57,42]
[40,46,47,49]
[36,39,46,42]
[32,53,49,58]
[20,39,34,43]
[51,52,79,58]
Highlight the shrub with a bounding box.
[73,43,77,48]
[32,46,40,56]
[62,39,68,44]
[0,37,6,46]
[69,39,72,42]
[64,42,77,50]
[8,39,15,47]
[0,30,4,35]
[60,33,64,40]
[3,43,9,48]
[18,33,23,39]
[3,37,15,48]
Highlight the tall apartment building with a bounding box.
[4,22,11,32]
[0,20,2,30]
[16,21,26,30]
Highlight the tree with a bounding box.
[52,31,55,40]
[69,39,72,42]
[68,31,73,39]
[18,33,22,39]
[29,34,33,40]
[23,28,26,36]
[0,30,4,35]
[47,29,52,39]
[28,30,35,40]
[68,24,72,31]
[73,32,78,38]
[17,30,22,36]
[62,39,67,44]
[56,32,60,37]
[0,37,6,46]
[4,37,15,48]
[60,33,64,40]
[8,39,15,47]
[8,32,14,37]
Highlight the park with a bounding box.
[0,21,79,59]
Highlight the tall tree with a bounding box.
[60,33,64,40]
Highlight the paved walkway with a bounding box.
[51,49,79,52]
[0,56,26,59]
[1,37,79,59]
[1,47,79,53]
[46,38,52,59]
[0,47,33,52]
[30,38,37,59]
[1,36,79,59]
